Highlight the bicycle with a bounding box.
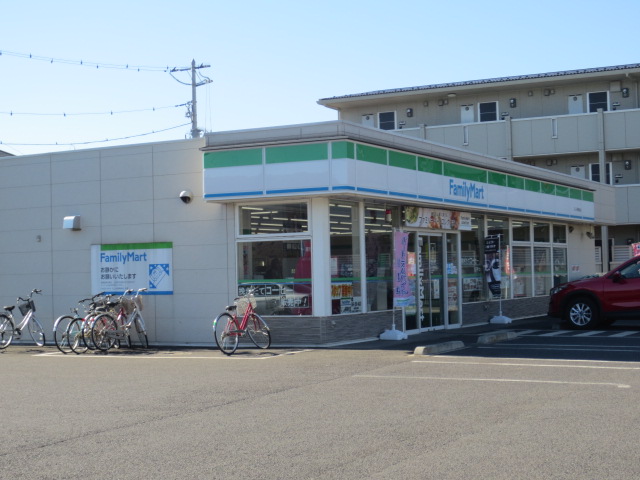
[0,289,46,349]
[213,288,271,355]
[90,288,149,352]
[53,293,105,354]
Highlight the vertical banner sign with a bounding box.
[91,242,173,295]
[484,235,501,298]
[393,231,413,307]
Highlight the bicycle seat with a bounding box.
[225,305,236,312]
[4,306,15,312]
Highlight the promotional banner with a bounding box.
[484,235,501,298]
[393,231,414,307]
[91,242,173,295]
[633,242,640,257]
[404,206,472,230]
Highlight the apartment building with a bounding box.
[318,63,640,270]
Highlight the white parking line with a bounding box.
[35,349,313,359]
[354,374,630,389]
[413,358,640,370]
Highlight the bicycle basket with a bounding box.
[121,298,136,315]
[18,299,35,316]
[234,295,257,317]
[133,295,144,311]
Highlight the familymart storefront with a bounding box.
[203,122,595,344]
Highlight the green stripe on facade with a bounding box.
[507,175,525,190]
[525,179,541,192]
[556,185,570,197]
[488,171,507,186]
[569,188,582,200]
[582,191,594,202]
[266,143,328,164]
[101,242,173,251]
[418,156,442,174]
[389,151,416,170]
[204,149,262,168]
[443,163,487,182]
[356,144,387,165]
[332,141,355,159]
[541,182,555,195]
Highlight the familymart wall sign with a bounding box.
[91,242,173,295]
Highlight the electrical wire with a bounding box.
[0,49,184,72]
[0,123,192,147]
[0,102,189,117]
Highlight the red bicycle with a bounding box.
[213,288,271,355]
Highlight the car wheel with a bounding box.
[565,297,599,329]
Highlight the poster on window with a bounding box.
[404,207,472,230]
[91,242,173,295]
[633,243,640,257]
[393,231,414,307]
[484,235,501,298]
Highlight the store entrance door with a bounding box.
[405,233,448,332]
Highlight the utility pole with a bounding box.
[170,60,212,138]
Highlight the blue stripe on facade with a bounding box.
[205,191,264,198]
[418,195,444,202]
[388,191,418,198]
[357,187,388,195]
[266,187,329,194]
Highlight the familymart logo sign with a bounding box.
[448,178,486,203]
[91,242,173,295]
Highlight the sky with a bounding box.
[2,0,640,156]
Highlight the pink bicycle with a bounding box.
[213,288,271,355]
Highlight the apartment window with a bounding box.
[378,111,396,130]
[589,162,612,184]
[588,92,608,112]
[479,102,498,122]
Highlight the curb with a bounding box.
[477,331,517,344]
[413,341,465,355]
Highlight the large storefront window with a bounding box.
[237,240,312,315]
[239,203,308,235]
[487,217,510,300]
[237,201,311,316]
[330,202,362,314]
[461,215,483,302]
[365,204,393,311]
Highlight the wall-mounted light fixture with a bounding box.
[406,108,413,117]
[568,226,574,233]
[528,90,534,96]
[544,89,551,96]
[622,87,630,98]
[546,158,558,166]
[624,160,632,170]
[423,100,429,107]
[437,99,444,106]
[586,231,594,239]
[509,98,517,108]
[63,215,81,231]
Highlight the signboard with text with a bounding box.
[91,242,173,295]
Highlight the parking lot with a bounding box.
[2,320,640,480]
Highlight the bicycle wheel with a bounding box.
[80,316,94,350]
[246,313,271,349]
[28,317,46,347]
[67,318,88,354]
[91,314,118,352]
[134,315,148,349]
[0,314,15,349]
[53,315,75,354]
[213,313,239,355]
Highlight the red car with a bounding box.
[548,255,640,329]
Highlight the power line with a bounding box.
[0,122,192,147]
[0,49,184,72]
[0,102,189,117]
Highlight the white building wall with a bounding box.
[0,138,230,346]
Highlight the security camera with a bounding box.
[179,190,193,204]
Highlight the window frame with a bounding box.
[588,91,609,113]
[378,111,396,130]
[478,101,499,122]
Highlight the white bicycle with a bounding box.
[0,289,46,349]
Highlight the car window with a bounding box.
[619,260,640,279]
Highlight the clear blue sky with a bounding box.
[2,0,639,156]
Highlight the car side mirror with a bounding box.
[612,272,623,283]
